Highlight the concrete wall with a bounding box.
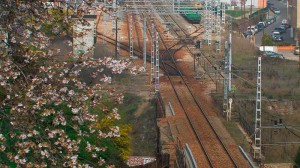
[257,0,266,8]
[221,0,265,9]
[297,0,300,28]
[73,18,95,56]
[288,0,300,40]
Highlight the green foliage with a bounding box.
[249,7,268,19]
[226,10,245,18]
[262,34,274,46]
[114,125,132,160]
[295,144,300,166]
[40,9,73,37]
[0,87,6,102]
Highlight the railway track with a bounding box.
[97,32,143,56]
[155,14,238,167]
[164,14,224,83]
[97,10,245,167]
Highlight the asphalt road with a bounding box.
[255,0,294,46]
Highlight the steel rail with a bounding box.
[163,13,238,167]
[153,13,216,167]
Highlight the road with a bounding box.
[255,0,294,46]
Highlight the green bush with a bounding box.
[261,34,274,46]
[0,86,6,102]
[226,10,246,18]
[295,147,300,167]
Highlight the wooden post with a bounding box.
[250,0,252,15]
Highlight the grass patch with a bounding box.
[226,10,248,18]
[0,86,6,102]
[224,122,251,152]
[117,93,157,156]
[117,93,142,121]
[224,34,300,163]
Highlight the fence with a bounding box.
[156,92,166,118]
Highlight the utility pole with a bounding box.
[243,0,246,22]
[102,12,106,45]
[250,0,253,15]
[204,0,212,45]
[222,3,226,25]
[155,31,159,93]
[229,17,232,92]
[216,0,221,52]
[223,16,233,118]
[254,56,262,161]
[113,0,118,59]
[143,17,147,68]
[223,41,229,115]
[151,21,155,83]
[130,15,134,58]
[115,16,118,59]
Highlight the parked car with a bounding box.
[272,34,283,42]
[282,19,288,24]
[279,24,287,30]
[267,1,273,6]
[263,51,285,59]
[272,31,281,36]
[247,25,258,34]
[274,8,280,14]
[281,23,291,29]
[257,23,264,31]
[258,21,266,27]
[274,27,286,34]
[266,19,272,25]
[243,31,253,38]
[294,47,300,55]
[266,18,276,25]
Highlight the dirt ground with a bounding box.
[96,12,159,158]
[95,11,294,167]
[156,15,251,167]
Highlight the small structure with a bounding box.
[288,0,300,43]
[71,14,97,56]
[220,0,266,9]
[127,156,156,167]
[0,30,8,48]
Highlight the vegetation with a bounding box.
[232,35,300,100]
[0,1,144,167]
[212,35,300,163]
[261,34,274,46]
[0,87,6,102]
[226,10,247,18]
[295,147,300,167]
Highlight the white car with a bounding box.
[282,19,288,24]
[274,9,280,14]
[247,26,258,34]
[272,31,281,36]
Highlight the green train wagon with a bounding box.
[182,13,202,24]
[179,7,202,24]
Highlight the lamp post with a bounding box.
[263,0,265,52]
[287,0,289,21]
[115,16,118,59]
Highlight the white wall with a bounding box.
[73,19,95,55]
[220,0,260,8]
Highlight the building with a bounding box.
[71,15,97,56]
[0,27,8,48]
[288,0,300,44]
[221,0,266,9]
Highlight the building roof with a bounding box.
[71,15,97,19]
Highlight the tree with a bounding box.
[261,34,274,46]
[295,147,300,167]
[0,0,143,167]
